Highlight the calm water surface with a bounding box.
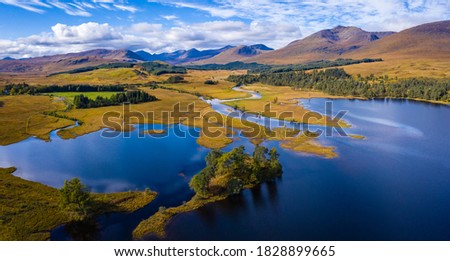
[0,98,449,240]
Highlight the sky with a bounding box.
[0,0,448,58]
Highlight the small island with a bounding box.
[143,129,167,135]
[132,145,283,239]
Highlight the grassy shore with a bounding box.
[133,195,226,239]
[0,167,156,241]
[0,95,74,145]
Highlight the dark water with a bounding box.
[1,99,449,240]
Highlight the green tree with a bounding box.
[226,178,243,195]
[59,178,92,221]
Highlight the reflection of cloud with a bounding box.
[350,114,423,137]
[83,178,136,193]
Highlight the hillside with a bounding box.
[136,46,234,64]
[248,26,394,64]
[189,44,274,65]
[346,20,450,60]
[340,20,450,78]
[0,49,143,74]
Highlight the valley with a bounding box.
[0,19,449,241]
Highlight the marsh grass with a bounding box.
[0,167,156,240]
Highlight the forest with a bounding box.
[140,62,187,75]
[228,68,450,102]
[3,83,126,95]
[187,59,381,73]
[73,90,157,109]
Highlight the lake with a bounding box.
[1,98,449,240]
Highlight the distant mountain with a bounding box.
[248,26,394,64]
[136,46,234,64]
[0,49,144,73]
[345,20,450,60]
[1,21,449,74]
[188,44,274,65]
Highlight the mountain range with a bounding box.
[0,20,449,74]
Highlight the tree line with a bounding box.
[73,90,157,109]
[3,83,126,95]
[190,146,282,198]
[186,59,382,73]
[228,68,450,102]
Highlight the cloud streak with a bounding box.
[0,0,138,16]
[158,0,449,34]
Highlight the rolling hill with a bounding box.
[188,44,274,65]
[247,26,394,64]
[345,20,450,60]
[339,20,450,78]
[0,49,144,74]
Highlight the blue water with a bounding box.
[1,98,449,240]
[164,99,450,240]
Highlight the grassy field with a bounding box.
[0,167,156,240]
[163,70,250,100]
[45,92,120,101]
[0,95,74,145]
[0,68,166,85]
[340,58,450,78]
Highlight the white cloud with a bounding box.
[161,15,178,20]
[172,1,237,19]
[157,0,449,35]
[51,22,120,42]
[0,0,139,16]
[113,4,138,13]
[0,20,302,58]
[0,0,50,13]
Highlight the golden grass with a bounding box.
[143,129,167,135]
[0,95,75,145]
[163,70,250,100]
[340,58,450,79]
[348,134,366,140]
[280,138,337,158]
[0,68,167,85]
[196,129,233,149]
[0,167,156,240]
[270,131,337,159]
[57,88,210,139]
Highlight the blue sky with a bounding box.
[0,0,448,58]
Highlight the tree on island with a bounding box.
[190,146,282,198]
[59,178,93,221]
